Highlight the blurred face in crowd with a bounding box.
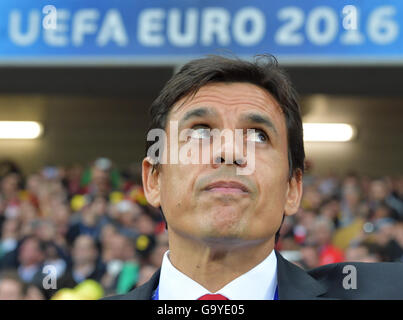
[1,173,19,198]
[370,180,388,201]
[149,242,169,267]
[300,245,319,269]
[25,285,45,300]
[343,185,361,206]
[2,218,19,239]
[302,186,322,211]
[26,174,43,195]
[108,234,135,261]
[101,224,118,246]
[67,164,83,182]
[72,235,98,265]
[373,205,391,220]
[297,209,316,233]
[374,222,395,246]
[0,278,25,300]
[35,220,56,242]
[91,167,110,195]
[135,213,156,235]
[312,219,333,247]
[18,238,44,267]
[143,82,302,247]
[345,246,380,263]
[92,167,109,183]
[137,265,158,287]
[19,201,37,224]
[91,196,108,217]
[117,201,142,228]
[319,200,340,221]
[51,204,70,236]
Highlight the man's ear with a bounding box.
[142,157,161,208]
[284,169,303,217]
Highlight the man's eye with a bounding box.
[190,125,211,139]
[248,129,269,143]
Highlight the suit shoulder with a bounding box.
[100,288,145,300]
[308,261,403,299]
[100,269,161,300]
[308,261,403,279]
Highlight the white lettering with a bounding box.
[167,8,198,47]
[138,8,165,46]
[201,8,231,46]
[8,9,40,46]
[342,265,357,290]
[44,9,70,47]
[306,7,338,45]
[42,5,57,30]
[42,265,57,290]
[275,7,304,45]
[233,7,265,46]
[72,9,99,46]
[367,6,399,45]
[96,9,128,47]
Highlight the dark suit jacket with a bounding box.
[103,250,403,300]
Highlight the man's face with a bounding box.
[18,238,44,266]
[73,236,97,264]
[143,82,302,245]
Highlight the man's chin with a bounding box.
[199,235,268,251]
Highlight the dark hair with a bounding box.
[19,235,47,253]
[146,54,305,177]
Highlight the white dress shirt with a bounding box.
[157,249,277,300]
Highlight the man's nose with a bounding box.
[211,135,247,168]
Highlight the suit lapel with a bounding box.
[122,268,160,300]
[275,250,328,300]
[123,251,328,300]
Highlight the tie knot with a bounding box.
[197,294,229,300]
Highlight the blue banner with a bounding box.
[0,0,402,65]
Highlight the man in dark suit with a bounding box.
[105,55,403,300]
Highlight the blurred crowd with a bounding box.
[0,158,167,300]
[276,167,403,269]
[0,158,402,299]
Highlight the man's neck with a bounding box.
[167,229,275,293]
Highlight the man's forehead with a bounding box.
[169,82,283,118]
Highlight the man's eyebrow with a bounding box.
[241,113,278,136]
[181,107,217,123]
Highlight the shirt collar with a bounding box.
[158,249,277,300]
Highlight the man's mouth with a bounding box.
[203,180,250,194]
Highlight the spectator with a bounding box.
[0,218,19,258]
[1,158,402,299]
[312,217,345,265]
[299,243,320,269]
[17,236,46,283]
[101,233,139,294]
[66,196,109,245]
[0,270,26,300]
[25,283,46,300]
[345,242,382,263]
[60,235,105,286]
[136,265,158,287]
